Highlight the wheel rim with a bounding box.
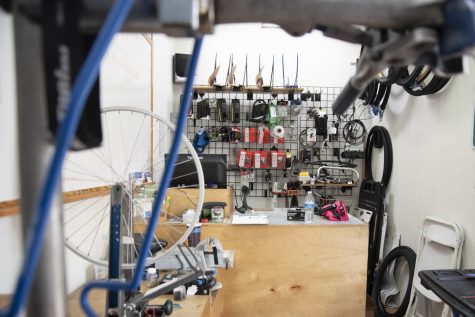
[62,106,204,269]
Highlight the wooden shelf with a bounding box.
[0,185,111,218]
[301,183,357,188]
[193,85,304,94]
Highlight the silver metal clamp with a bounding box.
[157,0,214,36]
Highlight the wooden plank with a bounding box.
[201,223,368,317]
[0,200,20,218]
[0,185,111,218]
[193,85,304,94]
[166,188,234,219]
[63,186,111,204]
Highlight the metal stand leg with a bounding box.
[13,3,67,317]
[107,185,124,316]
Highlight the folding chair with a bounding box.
[406,217,464,317]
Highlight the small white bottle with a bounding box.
[304,191,315,223]
[145,267,158,288]
[272,194,278,211]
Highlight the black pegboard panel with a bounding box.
[182,86,364,201]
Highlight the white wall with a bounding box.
[370,62,475,267]
[0,11,22,294]
[174,24,360,87]
[152,34,175,153]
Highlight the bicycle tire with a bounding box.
[372,246,416,317]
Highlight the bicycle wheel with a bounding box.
[62,106,204,269]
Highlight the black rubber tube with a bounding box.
[396,66,424,87]
[380,84,392,111]
[373,83,388,108]
[364,126,393,188]
[363,81,377,105]
[372,246,417,317]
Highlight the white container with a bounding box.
[145,267,158,288]
[211,206,224,223]
[304,191,315,223]
[182,209,196,224]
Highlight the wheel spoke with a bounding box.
[88,199,112,256]
[66,200,110,240]
[64,196,106,225]
[76,203,111,248]
[122,114,147,178]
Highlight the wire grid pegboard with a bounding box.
[180,86,363,201]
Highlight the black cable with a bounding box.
[372,246,416,317]
[342,119,366,146]
[364,126,393,188]
[230,185,240,210]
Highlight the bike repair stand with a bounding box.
[13,3,68,316]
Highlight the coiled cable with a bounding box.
[342,119,366,146]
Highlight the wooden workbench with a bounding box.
[137,215,368,317]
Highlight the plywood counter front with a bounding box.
[137,217,368,317]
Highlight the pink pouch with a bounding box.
[320,200,349,221]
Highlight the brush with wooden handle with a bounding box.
[208,65,220,87]
[256,66,264,88]
[226,65,237,87]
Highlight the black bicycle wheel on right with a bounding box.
[372,246,416,317]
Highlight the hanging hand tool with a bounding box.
[256,54,264,88]
[293,54,299,88]
[208,53,220,87]
[286,54,298,88]
[226,54,237,87]
[282,54,289,87]
[262,55,274,91]
[242,53,248,87]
